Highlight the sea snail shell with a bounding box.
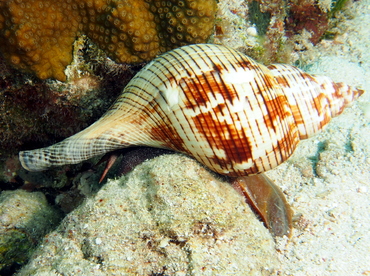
[19,44,364,177]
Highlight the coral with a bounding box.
[0,0,217,81]
[0,0,80,81]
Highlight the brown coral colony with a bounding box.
[0,0,217,81]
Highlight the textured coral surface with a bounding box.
[0,0,217,81]
[0,0,80,81]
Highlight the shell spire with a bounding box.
[268,64,364,139]
[19,44,364,177]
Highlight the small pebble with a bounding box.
[246,26,258,37]
[357,186,368,193]
[95,237,102,245]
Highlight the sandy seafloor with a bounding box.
[268,1,370,275]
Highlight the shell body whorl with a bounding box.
[19,44,364,177]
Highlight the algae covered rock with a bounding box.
[17,154,279,275]
[0,189,62,271]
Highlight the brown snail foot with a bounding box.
[231,174,293,238]
[96,147,175,182]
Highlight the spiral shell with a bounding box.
[19,44,364,177]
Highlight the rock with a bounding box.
[0,190,62,271]
[17,154,279,275]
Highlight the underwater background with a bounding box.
[0,0,369,275]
